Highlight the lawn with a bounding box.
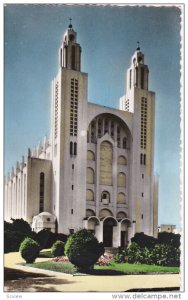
[26,261,77,274]
[94,261,179,274]
[26,259,179,275]
[38,250,52,258]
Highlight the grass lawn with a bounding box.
[26,259,179,275]
[94,261,179,274]
[26,261,77,274]
[38,250,52,258]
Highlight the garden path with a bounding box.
[4,252,181,292]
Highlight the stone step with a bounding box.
[104,247,119,255]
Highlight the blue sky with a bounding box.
[4,4,181,228]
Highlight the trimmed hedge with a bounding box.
[131,232,157,248]
[158,232,180,248]
[51,240,65,257]
[131,232,181,248]
[35,229,67,249]
[4,218,68,253]
[65,229,104,271]
[19,237,40,263]
[115,242,180,267]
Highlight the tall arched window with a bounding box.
[104,119,108,134]
[39,172,45,213]
[136,67,138,86]
[86,189,94,201]
[74,142,77,155]
[70,141,73,155]
[100,141,113,185]
[87,168,94,184]
[87,150,95,161]
[117,126,121,147]
[117,172,126,187]
[140,153,143,164]
[130,69,132,89]
[123,137,127,149]
[117,192,126,204]
[98,118,102,138]
[71,45,75,70]
[141,67,144,89]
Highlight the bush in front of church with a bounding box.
[19,237,40,263]
[124,242,180,266]
[35,229,68,250]
[51,240,65,257]
[131,232,157,248]
[4,219,37,253]
[64,229,104,271]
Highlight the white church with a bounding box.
[4,22,158,247]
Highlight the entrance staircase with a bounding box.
[104,247,119,255]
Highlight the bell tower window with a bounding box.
[70,79,78,137]
[141,67,144,89]
[136,67,138,87]
[54,82,59,139]
[130,69,132,89]
[71,45,75,70]
[140,97,147,149]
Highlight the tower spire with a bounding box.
[137,41,140,51]
[69,17,73,29]
[60,20,81,71]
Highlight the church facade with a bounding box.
[4,23,158,247]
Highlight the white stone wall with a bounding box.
[4,161,27,221]
[26,157,52,224]
[51,68,88,234]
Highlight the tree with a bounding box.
[65,229,104,271]
[19,237,40,263]
[51,240,65,257]
[4,218,35,253]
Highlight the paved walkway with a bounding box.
[4,252,181,292]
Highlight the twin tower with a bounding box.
[5,22,158,247]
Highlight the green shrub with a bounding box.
[131,233,157,248]
[64,229,104,271]
[4,230,24,253]
[150,244,180,267]
[9,218,32,235]
[127,242,143,264]
[4,219,37,253]
[51,240,65,257]
[36,229,56,249]
[125,242,180,267]
[158,232,180,248]
[19,237,40,263]
[35,229,68,250]
[114,247,128,263]
[131,232,181,248]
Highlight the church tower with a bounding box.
[51,21,88,234]
[119,44,157,237]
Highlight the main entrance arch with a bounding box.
[119,218,132,247]
[103,217,118,247]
